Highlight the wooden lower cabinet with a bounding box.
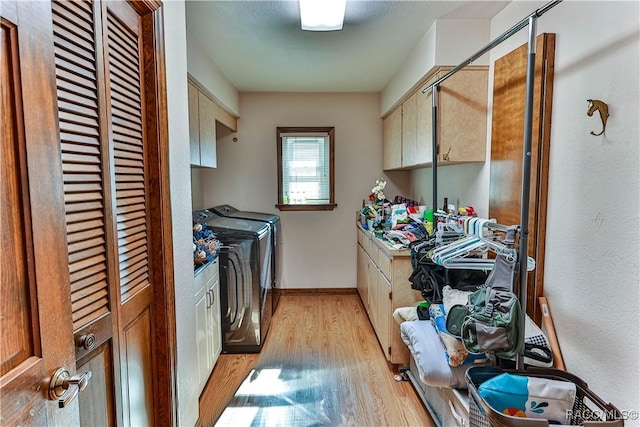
[356,225,422,365]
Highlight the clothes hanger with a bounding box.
[430,218,536,271]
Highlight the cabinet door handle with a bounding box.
[448,400,465,426]
[207,289,214,309]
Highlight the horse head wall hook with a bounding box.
[587,99,609,136]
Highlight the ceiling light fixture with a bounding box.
[299,0,347,31]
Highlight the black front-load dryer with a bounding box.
[193,209,272,353]
[210,205,281,312]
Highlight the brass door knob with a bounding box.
[48,367,93,408]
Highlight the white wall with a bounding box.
[491,0,639,414]
[163,2,200,426]
[186,31,240,116]
[409,0,639,415]
[410,164,489,217]
[199,92,410,289]
[381,19,491,116]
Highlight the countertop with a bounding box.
[356,223,411,258]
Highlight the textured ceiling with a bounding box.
[185,1,509,92]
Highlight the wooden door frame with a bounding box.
[130,1,177,425]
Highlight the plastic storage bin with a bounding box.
[467,366,623,427]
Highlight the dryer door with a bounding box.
[220,243,250,334]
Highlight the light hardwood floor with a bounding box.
[198,293,435,427]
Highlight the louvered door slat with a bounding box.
[58,79,98,102]
[55,69,96,93]
[58,110,99,128]
[112,98,141,120]
[115,180,143,190]
[71,281,108,304]
[69,254,107,277]
[53,0,94,34]
[62,173,101,184]
[55,56,97,82]
[116,189,144,199]
[66,209,103,225]
[117,217,145,232]
[62,162,101,174]
[60,151,101,166]
[114,135,144,149]
[110,68,140,98]
[59,121,99,138]
[116,202,145,215]
[51,18,95,52]
[70,272,107,294]
[112,105,142,128]
[61,145,101,159]
[116,211,145,226]
[118,243,146,263]
[67,236,106,258]
[53,0,110,332]
[72,304,109,331]
[61,131,101,146]
[108,49,141,85]
[58,99,99,118]
[55,36,95,64]
[69,260,106,285]
[65,191,102,204]
[109,84,141,112]
[106,19,138,56]
[115,157,144,169]
[67,225,104,244]
[118,231,146,249]
[64,182,102,194]
[68,245,105,265]
[66,217,104,234]
[54,45,96,75]
[114,149,143,162]
[72,289,109,315]
[118,237,146,256]
[106,8,149,302]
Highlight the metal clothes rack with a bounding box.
[423,0,562,369]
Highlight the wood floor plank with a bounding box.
[198,294,434,427]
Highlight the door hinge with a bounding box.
[389,291,392,300]
[388,346,392,356]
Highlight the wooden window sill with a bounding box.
[275,203,337,212]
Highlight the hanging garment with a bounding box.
[446,251,524,359]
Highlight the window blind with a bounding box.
[281,134,330,204]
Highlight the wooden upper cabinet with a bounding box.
[198,91,217,168]
[383,66,488,170]
[415,79,435,165]
[437,67,488,164]
[188,82,200,165]
[401,91,418,168]
[188,79,237,168]
[188,81,216,168]
[382,107,402,170]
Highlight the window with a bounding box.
[276,127,336,211]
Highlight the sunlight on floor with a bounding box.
[214,366,336,426]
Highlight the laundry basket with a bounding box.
[467,366,624,427]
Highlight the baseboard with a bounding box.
[278,288,357,296]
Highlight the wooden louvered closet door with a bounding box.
[51,0,174,425]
